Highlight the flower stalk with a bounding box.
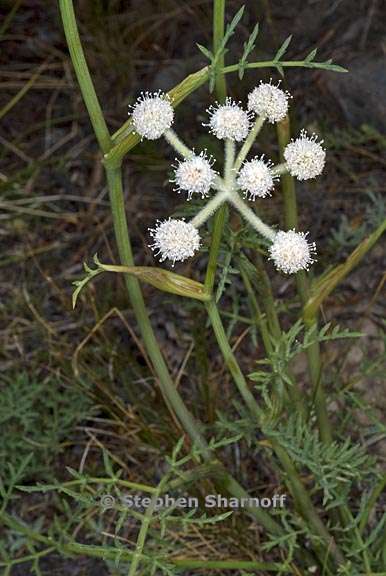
[277,116,332,444]
[234,115,265,172]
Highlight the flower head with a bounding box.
[248,80,291,123]
[172,152,216,200]
[205,98,251,141]
[149,218,200,265]
[131,91,174,140]
[236,156,277,200]
[269,229,316,274]
[284,130,326,180]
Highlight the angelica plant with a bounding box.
[3,1,382,575]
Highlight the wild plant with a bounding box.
[2,1,385,575]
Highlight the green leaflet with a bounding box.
[72,254,211,309]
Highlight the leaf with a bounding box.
[238,21,259,79]
[196,43,213,61]
[304,218,386,321]
[274,35,292,61]
[305,48,317,62]
[245,21,260,54]
[276,63,284,77]
[219,5,245,55]
[72,255,211,307]
[72,255,103,309]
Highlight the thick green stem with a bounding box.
[213,0,227,102]
[203,0,228,295]
[277,116,332,444]
[58,0,111,154]
[206,300,263,417]
[106,167,209,454]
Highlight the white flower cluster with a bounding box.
[269,230,316,274]
[237,156,277,200]
[149,219,200,265]
[129,84,325,272]
[284,130,326,181]
[248,80,291,123]
[205,98,251,141]
[131,91,174,140]
[172,152,216,200]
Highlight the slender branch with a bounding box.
[234,115,265,172]
[272,162,288,176]
[223,60,347,74]
[238,254,306,416]
[190,190,229,228]
[203,0,229,295]
[128,478,167,576]
[228,192,276,241]
[164,128,193,158]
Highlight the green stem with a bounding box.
[238,254,305,416]
[206,300,263,417]
[234,115,265,172]
[204,204,228,293]
[277,116,332,444]
[272,162,288,176]
[213,0,227,102]
[172,559,292,572]
[128,479,166,576]
[224,138,235,181]
[203,0,228,295]
[58,0,111,154]
[223,60,347,74]
[239,264,273,354]
[106,167,209,455]
[359,473,386,534]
